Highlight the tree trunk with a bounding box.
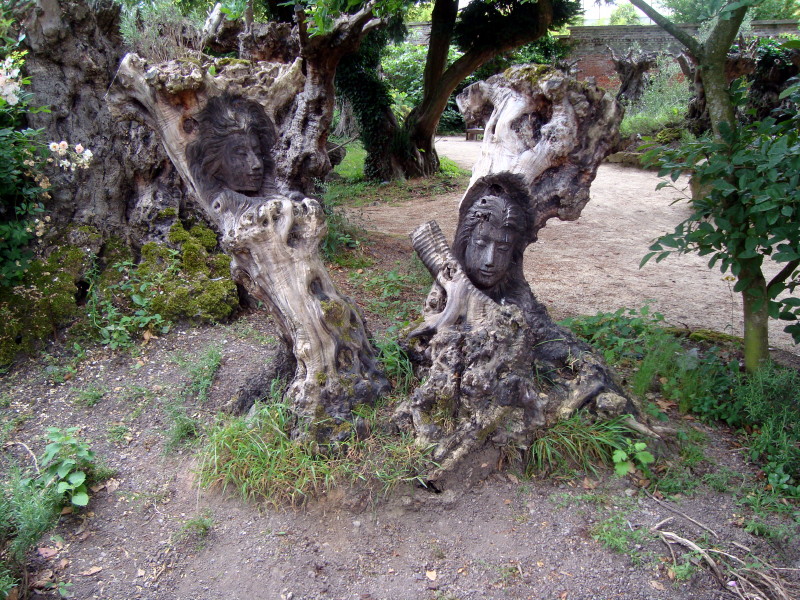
[20,0,186,243]
[608,46,657,105]
[394,66,656,477]
[742,267,769,373]
[364,0,557,180]
[108,50,388,437]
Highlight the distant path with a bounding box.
[356,136,797,353]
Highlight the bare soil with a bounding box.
[1,139,798,600]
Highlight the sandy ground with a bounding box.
[354,136,797,353]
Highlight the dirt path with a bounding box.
[355,136,797,353]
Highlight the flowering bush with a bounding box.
[0,11,92,286]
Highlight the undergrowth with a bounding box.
[563,306,800,503]
[199,387,436,507]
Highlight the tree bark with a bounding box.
[742,267,769,373]
[395,66,653,476]
[368,0,556,179]
[108,53,388,437]
[607,46,657,105]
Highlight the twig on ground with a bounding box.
[659,531,725,584]
[644,488,718,538]
[4,441,40,474]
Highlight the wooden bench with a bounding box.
[465,128,484,141]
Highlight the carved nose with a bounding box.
[247,151,263,172]
[484,244,496,266]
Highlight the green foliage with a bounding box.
[74,384,106,408]
[348,265,430,322]
[657,0,799,23]
[199,384,436,506]
[619,54,692,138]
[374,332,416,396]
[612,440,655,477]
[164,403,202,451]
[1,428,102,592]
[590,509,652,563]
[182,343,223,403]
[117,0,205,62]
[0,10,50,288]
[526,414,640,477]
[641,79,800,344]
[40,426,96,507]
[87,258,168,349]
[736,364,800,498]
[609,2,642,25]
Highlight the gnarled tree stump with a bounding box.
[108,51,388,437]
[397,65,652,476]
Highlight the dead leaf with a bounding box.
[537,561,544,568]
[656,399,677,410]
[6,587,18,600]
[560,592,568,599]
[58,559,69,570]
[78,530,91,541]
[63,372,72,381]
[387,568,395,574]
[60,506,73,515]
[136,360,145,367]
[503,499,512,505]
[667,567,675,580]
[137,569,145,578]
[90,483,106,493]
[38,547,59,559]
[582,477,598,490]
[79,566,103,576]
[425,570,437,581]
[507,473,519,484]
[31,570,54,588]
[650,580,666,591]
[105,479,120,494]
[457,567,467,574]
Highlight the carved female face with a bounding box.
[463,195,519,291]
[216,132,264,193]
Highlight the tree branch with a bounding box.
[768,259,800,291]
[628,0,700,56]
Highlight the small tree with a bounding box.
[642,78,800,370]
[609,2,642,25]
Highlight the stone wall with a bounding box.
[564,20,799,89]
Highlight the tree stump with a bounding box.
[396,66,650,476]
[107,53,388,438]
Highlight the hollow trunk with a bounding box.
[395,66,657,477]
[107,53,388,436]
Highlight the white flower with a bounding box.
[74,143,84,153]
[82,149,93,161]
[49,142,59,152]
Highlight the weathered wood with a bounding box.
[108,54,388,436]
[396,66,650,476]
[608,46,658,105]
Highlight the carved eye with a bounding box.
[497,243,512,253]
[473,239,487,248]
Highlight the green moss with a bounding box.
[189,224,218,251]
[507,64,552,85]
[216,58,251,67]
[168,222,193,246]
[654,127,682,145]
[0,244,93,365]
[100,235,133,266]
[315,371,328,385]
[158,207,178,219]
[181,240,208,276]
[209,254,231,277]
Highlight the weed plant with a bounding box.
[619,54,692,139]
[199,390,435,506]
[564,305,800,505]
[526,414,637,478]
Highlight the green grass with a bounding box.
[74,384,107,407]
[164,403,202,451]
[198,394,436,507]
[174,343,222,403]
[526,414,637,478]
[590,510,653,564]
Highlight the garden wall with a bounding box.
[565,20,799,88]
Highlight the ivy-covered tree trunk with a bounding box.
[342,0,564,180]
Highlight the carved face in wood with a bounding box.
[186,94,276,198]
[457,194,525,295]
[218,132,264,193]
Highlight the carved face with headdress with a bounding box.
[187,94,276,197]
[453,192,526,297]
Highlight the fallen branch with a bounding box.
[644,488,718,538]
[659,531,725,585]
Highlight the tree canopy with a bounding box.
[654,0,800,22]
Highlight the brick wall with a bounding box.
[564,20,799,89]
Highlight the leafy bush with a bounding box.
[619,53,691,138]
[642,78,800,347]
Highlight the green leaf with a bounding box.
[68,471,86,486]
[71,491,90,507]
[635,451,655,465]
[614,461,633,477]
